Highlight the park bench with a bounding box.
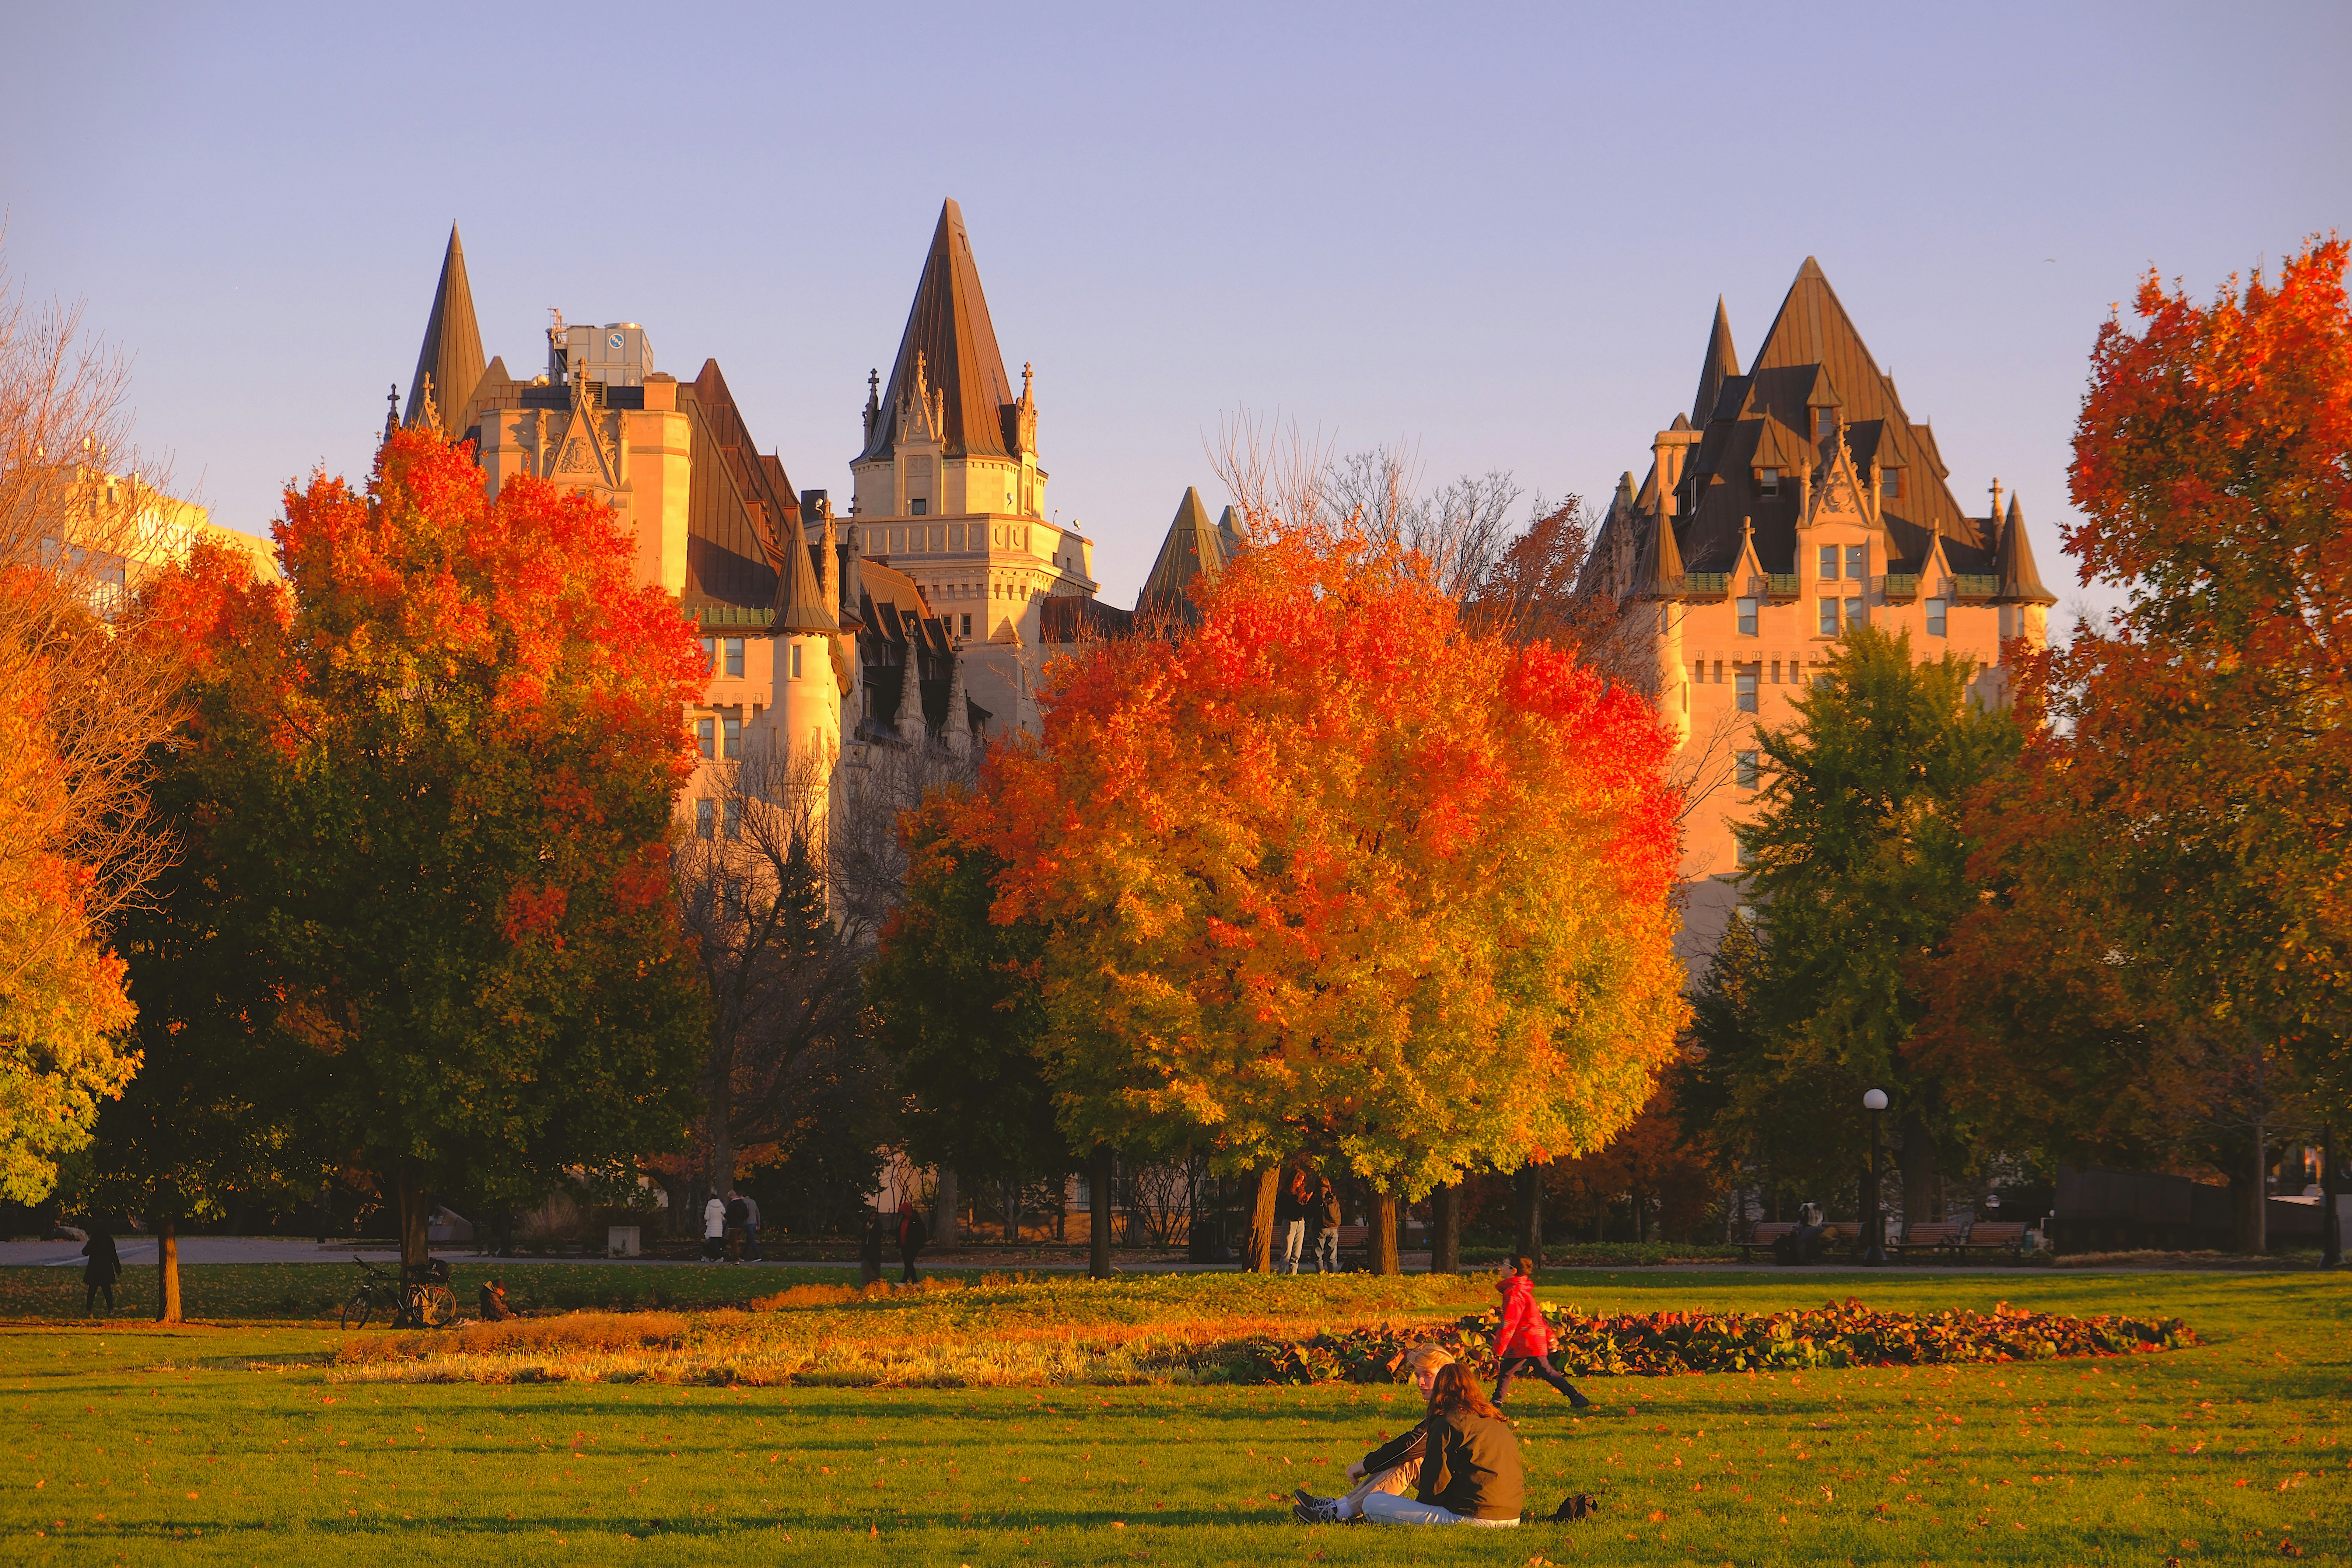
[1741,1223,1795,1262]
[1956,1221,2029,1257]
[1897,1221,1968,1258]
[1742,1221,1867,1263]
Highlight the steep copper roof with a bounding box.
[770,505,838,635]
[1650,257,1994,581]
[857,200,1019,464]
[1136,486,1225,622]
[678,359,801,616]
[406,226,485,432]
[1995,493,2058,605]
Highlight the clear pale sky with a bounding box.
[4,2,2346,616]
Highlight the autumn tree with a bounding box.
[133,429,708,1269]
[1928,238,2352,1252]
[1734,625,2022,1221]
[975,518,1686,1275]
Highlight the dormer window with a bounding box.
[1882,466,1904,501]
[1758,467,1779,497]
[1811,407,1835,440]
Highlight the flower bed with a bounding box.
[1237,1297,2197,1385]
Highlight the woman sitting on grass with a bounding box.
[1300,1359,1525,1527]
[1292,1346,1458,1523]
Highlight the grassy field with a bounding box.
[2,1267,2344,1565]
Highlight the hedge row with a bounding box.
[1239,1297,2196,1385]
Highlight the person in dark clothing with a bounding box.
[1311,1177,1344,1274]
[1363,1363,1524,1526]
[1293,1346,1458,1522]
[81,1230,121,1316]
[1773,1202,1827,1266]
[858,1213,885,1287]
[478,1277,520,1321]
[896,1206,928,1284]
[1275,1171,1309,1274]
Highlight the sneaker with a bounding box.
[1291,1497,1341,1525]
[1568,1389,1592,1410]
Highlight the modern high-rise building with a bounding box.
[1580,257,2057,964]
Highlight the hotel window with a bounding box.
[1926,597,1948,637]
[1758,467,1779,497]
[1812,407,1833,439]
[790,644,802,679]
[1736,670,1758,713]
[1883,466,1903,500]
[1844,596,1865,629]
[960,613,972,636]
[1818,545,1838,581]
[910,498,928,516]
[1818,597,1839,636]
[723,798,743,840]
[1736,597,1758,636]
[695,798,715,839]
[699,635,716,672]
[722,715,742,760]
[1736,750,1760,789]
[723,637,744,677]
[695,717,714,759]
[1845,544,1867,581]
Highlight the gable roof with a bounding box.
[1136,486,1225,622]
[678,359,801,616]
[407,226,485,433]
[857,200,1019,465]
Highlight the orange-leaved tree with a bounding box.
[1927,237,2352,1252]
[976,518,1685,1272]
[121,429,710,1273]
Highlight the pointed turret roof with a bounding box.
[1137,487,1226,622]
[1639,489,1685,596]
[771,506,838,635]
[406,226,484,432]
[1693,297,1739,424]
[857,200,1019,464]
[1995,494,2058,605]
[1216,503,1248,561]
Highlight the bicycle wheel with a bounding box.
[340,1291,373,1331]
[417,1284,456,1328]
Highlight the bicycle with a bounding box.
[338,1255,457,1329]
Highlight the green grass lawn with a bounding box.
[2,1269,2344,1565]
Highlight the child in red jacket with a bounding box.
[1492,1257,1590,1408]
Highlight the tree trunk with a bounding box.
[396,1165,431,1272]
[1897,1109,1937,1230]
[1430,1183,1460,1275]
[1368,1188,1401,1276]
[1634,1185,1649,1244]
[707,1033,736,1197]
[1513,1164,1544,1264]
[2241,1119,2269,1255]
[1245,1164,1281,1272]
[2322,1122,2342,1269]
[1088,1145,1114,1280]
[932,1168,959,1247]
[154,1217,181,1324]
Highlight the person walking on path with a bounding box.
[1293,1346,1460,1522]
[701,1192,728,1263]
[81,1229,121,1316]
[1276,1171,1309,1275]
[1311,1176,1344,1274]
[737,1189,763,1261]
[897,1205,928,1284]
[1491,1256,1591,1408]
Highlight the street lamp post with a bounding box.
[1862,1089,1889,1265]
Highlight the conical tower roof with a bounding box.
[406,225,485,432]
[1136,487,1226,622]
[1640,494,1685,597]
[1995,494,2057,605]
[772,509,839,635]
[857,200,1019,464]
[1693,296,1739,423]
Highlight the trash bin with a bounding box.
[607,1225,641,1258]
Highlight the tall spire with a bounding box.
[1693,296,1739,423]
[1136,487,1226,624]
[1642,497,1685,596]
[771,506,839,635]
[406,225,485,432]
[857,200,1018,464]
[1995,493,2057,605]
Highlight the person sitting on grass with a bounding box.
[478,1277,521,1321]
[1293,1345,1460,1522]
[1361,1362,1525,1526]
[1493,1256,1591,1409]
